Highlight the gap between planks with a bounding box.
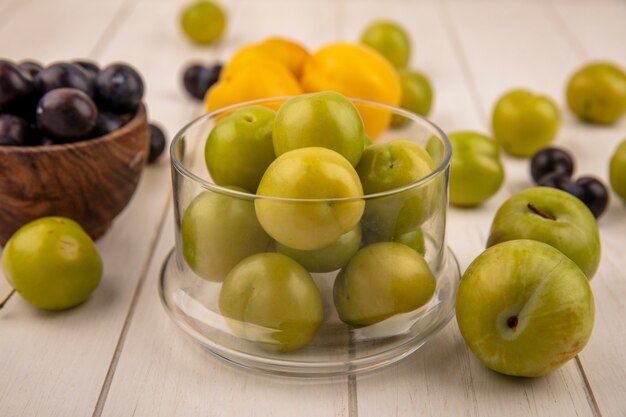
[427,2,603,416]
[541,2,588,61]
[88,0,142,60]
[574,357,603,417]
[435,0,488,122]
[0,0,38,306]
[91,189,173,417]
[539,3,602,415]
[67,0,186,414]
[93,0,360,414]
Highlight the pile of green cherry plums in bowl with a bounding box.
[160,92,461,376]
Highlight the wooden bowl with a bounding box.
[0,104,150,245]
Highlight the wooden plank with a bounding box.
[0,0,16,21]
[0,0,622,416]
[444,0,622,415]
[0,0,127,62]
[99,1,351,416]
[100,208,350,417]
[234,0,339,50]
[0,0,197,416]
[546,2,626,416]
[348,1,597,416]
[0,0,129,300]
[549,1,626,82]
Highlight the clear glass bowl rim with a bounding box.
[170,96,452,203]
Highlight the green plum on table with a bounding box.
[492,89,560,158]
[219,252,323,352]
[2,217,102,310]
[610,138,626,202]
[180,0,226,45]
[333,242,436,326]
[255,147,365,251]
[456,239,594,377]
[181,189,271,281]
[360,21,411,68]
[392,69,433,127]
[448,131,504,207]
[272,91,366,167]
[276,225,361,273]
[487,186,601,278]
[566,62,626,124]
[205,106,276,193]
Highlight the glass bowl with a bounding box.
[159,97,461,377]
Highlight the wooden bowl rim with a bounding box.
[0,103,147,155]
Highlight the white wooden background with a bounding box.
[1,0,625,416]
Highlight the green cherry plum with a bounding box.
[272,92,366,167]
[487,187,601,278]
[492,89,560,158]
[360,21,411,69]
[2,217,102,310]
[449,131,504,207]
[180,0,226,45]
[276,225,361,273]
[609,138,626,202]
[456,240,594,377]
[392,226,425,255]
[181,189,272,281]
[391,69,433,127]
[255,147,365,251]
[205,106,276,193]
[425,135,445,165]
[219,252,323,352]
[566,62,626,124]
[357,139,435,195]
[333,242,436,326]
[357,140,436,240]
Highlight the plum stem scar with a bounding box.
[527,202,555,220]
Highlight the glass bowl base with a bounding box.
[159,247,461,377]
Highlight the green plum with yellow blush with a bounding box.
[393,226,425,255]
[426,135,445,165]
[391,69,433,128]
[610,138,626,202]
[357,140,434,194]
[566,62,626,124]
[205,106,276,193]
[255,147,365,251]
[456,239,594,377]
[272,92,366,167]
[333,242,436,326]
[276,225,361,273]
[181,189,272,281]
[2,217,102,310]
[219,252,323,352]
[360,21,411,68]
[449,131,504,207]
[492,89,560,158]
[357,140,436,241]
[180,0,226,45]
[487,187,600,278]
